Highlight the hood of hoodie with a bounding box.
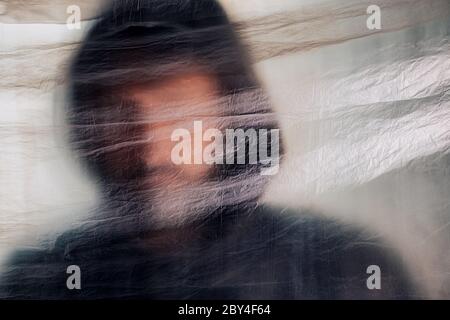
[67,0,282,230]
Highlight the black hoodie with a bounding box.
[0,0,417,299]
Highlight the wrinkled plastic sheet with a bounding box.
[0,0,449,298]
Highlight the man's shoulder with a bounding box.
[247,205,403,261]
[0,224,115,299]
[239,205,419,298]
[0,244,67,299]
[243,204,376,246]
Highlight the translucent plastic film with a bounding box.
[0,0,449,299]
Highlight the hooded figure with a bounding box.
[0,0,417,299]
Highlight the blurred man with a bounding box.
[0,0,417,299]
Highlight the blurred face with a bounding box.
[129,73,220,183]
[126,73,222,227]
